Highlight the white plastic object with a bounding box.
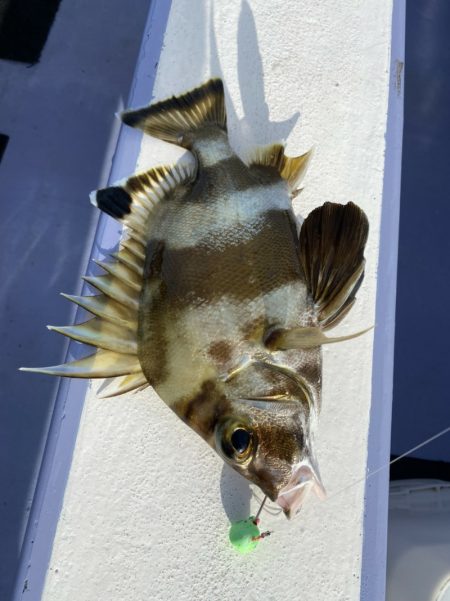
[387,479,450,601]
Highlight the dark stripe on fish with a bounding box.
[208,340,233,363]
[152,209,302,306]
[173,379,230,438]
[137,240,168,386]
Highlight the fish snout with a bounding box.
[276,462,326,519]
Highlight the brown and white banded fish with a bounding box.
[22,79,369,518]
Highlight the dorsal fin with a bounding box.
[299,201,369,327]
[121,78,227,147]
[20,244,146,392]
[90,161,196,237]
[247,143,312,192]
[21,160,196,397]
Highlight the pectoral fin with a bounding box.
[299,202,369,328]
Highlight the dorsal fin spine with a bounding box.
[93,260,141,292]
[111,250,143,277]
[121,238,145,260]
[60,293,136,328]
[20,350,142,378]
[82,275,139,311]
[47,319,137,355]
[97,373,149,398]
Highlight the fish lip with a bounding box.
[276,462,326,519]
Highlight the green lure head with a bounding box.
[228,517,261,554]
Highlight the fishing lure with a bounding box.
[22,79,369,518]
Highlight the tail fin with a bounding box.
[121,78,226,147]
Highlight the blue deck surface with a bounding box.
[392,1,450,462]
[0,2,150,598]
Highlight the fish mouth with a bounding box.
[276,461,326,519]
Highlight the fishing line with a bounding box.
[253,495,268,523]
[251,491,282,516]
[250,424,450,516]
[325,424,450,503]
[251,496,273,541]
[229,425,450,552]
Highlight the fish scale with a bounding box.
[22,79,369,517]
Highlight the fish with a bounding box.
[21,79,369,518]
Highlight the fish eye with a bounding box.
[230,428,251,454]
[216,419,255,463]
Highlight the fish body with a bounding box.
[22,80,369,517]
[138,127,321,504]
